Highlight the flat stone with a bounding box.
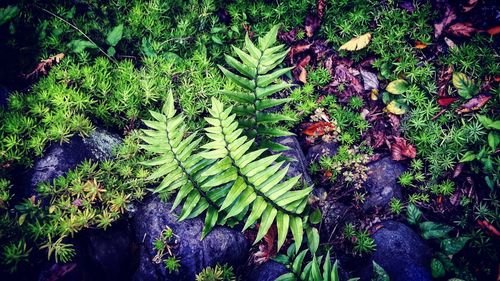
[245,261,289,281]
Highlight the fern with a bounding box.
[218,25,296,151]
[199,97,311,249]
[140,92,228,238]
[141,95,312,249]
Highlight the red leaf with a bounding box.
[487,26,500,36]
[462,0,479,12]
[415,41,428,49]
[456,94,491,114]
[303,121,335,136]
[253,224,277,264]
[447,22,478,37]
[391,137,417,161]
[438,97,458,107]
[477,220,500,237]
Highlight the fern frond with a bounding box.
[199,97,311,250]
[277,250,343,281]
[140,92,226,237]
[219,25,296,151]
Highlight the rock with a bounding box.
[23,128,122,196]
[245,261,289,281]
[274,136,313,185]
[84,221,136,280]
[305,142,339,164]
[0,86,10,108]
[370,221,432,281]
[362,157,405,211]
[132,196,249,281]
[320,201,355,239]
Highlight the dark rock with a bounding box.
[132,196,249,281]
[245,261,289,281]
[320,201,355,239]
[24,128,122,196]
[274,136,313,185]
[362,157,406,211]
[369,221,432,281]
[84,221,136,280]
[305,142,339,164]
[0,86,10,108]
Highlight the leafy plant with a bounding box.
[196,264,236,281]
[218,25,296,151]
[141,93,312,249]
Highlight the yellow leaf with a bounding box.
[339,33,372,51]
[384,100,406,115]
[370,89,379,101]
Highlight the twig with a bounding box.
[35,5,117,63]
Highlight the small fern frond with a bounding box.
[219,25,296,152]
[277,250,343,281]
[199,97,311,250]
[140,92,224,237]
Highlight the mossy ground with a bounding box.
[0,0,498,280]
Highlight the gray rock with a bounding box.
[245,261,289,281]
[320,201,354,239]
[305,142,339,164]
[25,128,122,196]
[132,197,249,281]
[362,157,406,211]
[274,136,313,185]
[370,221,432,281]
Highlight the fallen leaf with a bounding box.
[487,26,500,36]
[415,41,428,49]
[447,22,478,37]
[438,97,458,107]
[452,72,479,99]
[437,66,453,96]
[317,0,325,20]
[360,69,379,91]
[370,89,379,101]
[305,14,321,37]
[456,94,492,114]
[293,55,311,84]
[297,66,307,84]
[339,33,372,51]
[386,79,409,95]
[253,224,277,264]
[462,0,479,12]
[434,6,457,38]
[477,220,500,237]
[391,137,417,161]
[384,100,407,115]
[24,53,65,79]
[444,37,457,49]
[278,28,297,44]
[303,121,336,136]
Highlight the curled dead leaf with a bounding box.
[462,0,479,12]
[339,33,372,51]
[303,121,336,136]
[391,137,417,161]
[447,22,478,37]
[305,14,321,37]
[25,53,65,79]
[456,94,491,114]
[434,6,457,38]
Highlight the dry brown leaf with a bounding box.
[447,22,478,37]
[444,37,457,49]
[303,121,336,136]
[317,0,325,20]
[462,0,479,12]
[415,41,428,49]
[391,137,417,161]
[456,94,492,114]
[25,53,65,79]
[305,14,321,37]
[434,6,457,38]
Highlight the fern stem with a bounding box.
[215,113,301,217]
[163,128,220,211]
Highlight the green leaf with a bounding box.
[276,212,290,250]
[306,227,319,255]
[310,256,322,281]
[292,249,308,273]
[452,72,479,99]
[372,262,390,281]
[290,217,304,252]
[106,24,124,47]
[254,205,277,243]
[431,258,445,278]
[67,39,97,53]
[386,79,408,95]
[384,100,407,115]
[276,272,296,281]
[420,222,454,240]
[460,151,476,162]
[107,46,116,57]
[309,208,322,224]
[0,5,19,26]
[440,236,469,255]
[488,131,499,151]
[258,24,280,50]
[406,204,422,225]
